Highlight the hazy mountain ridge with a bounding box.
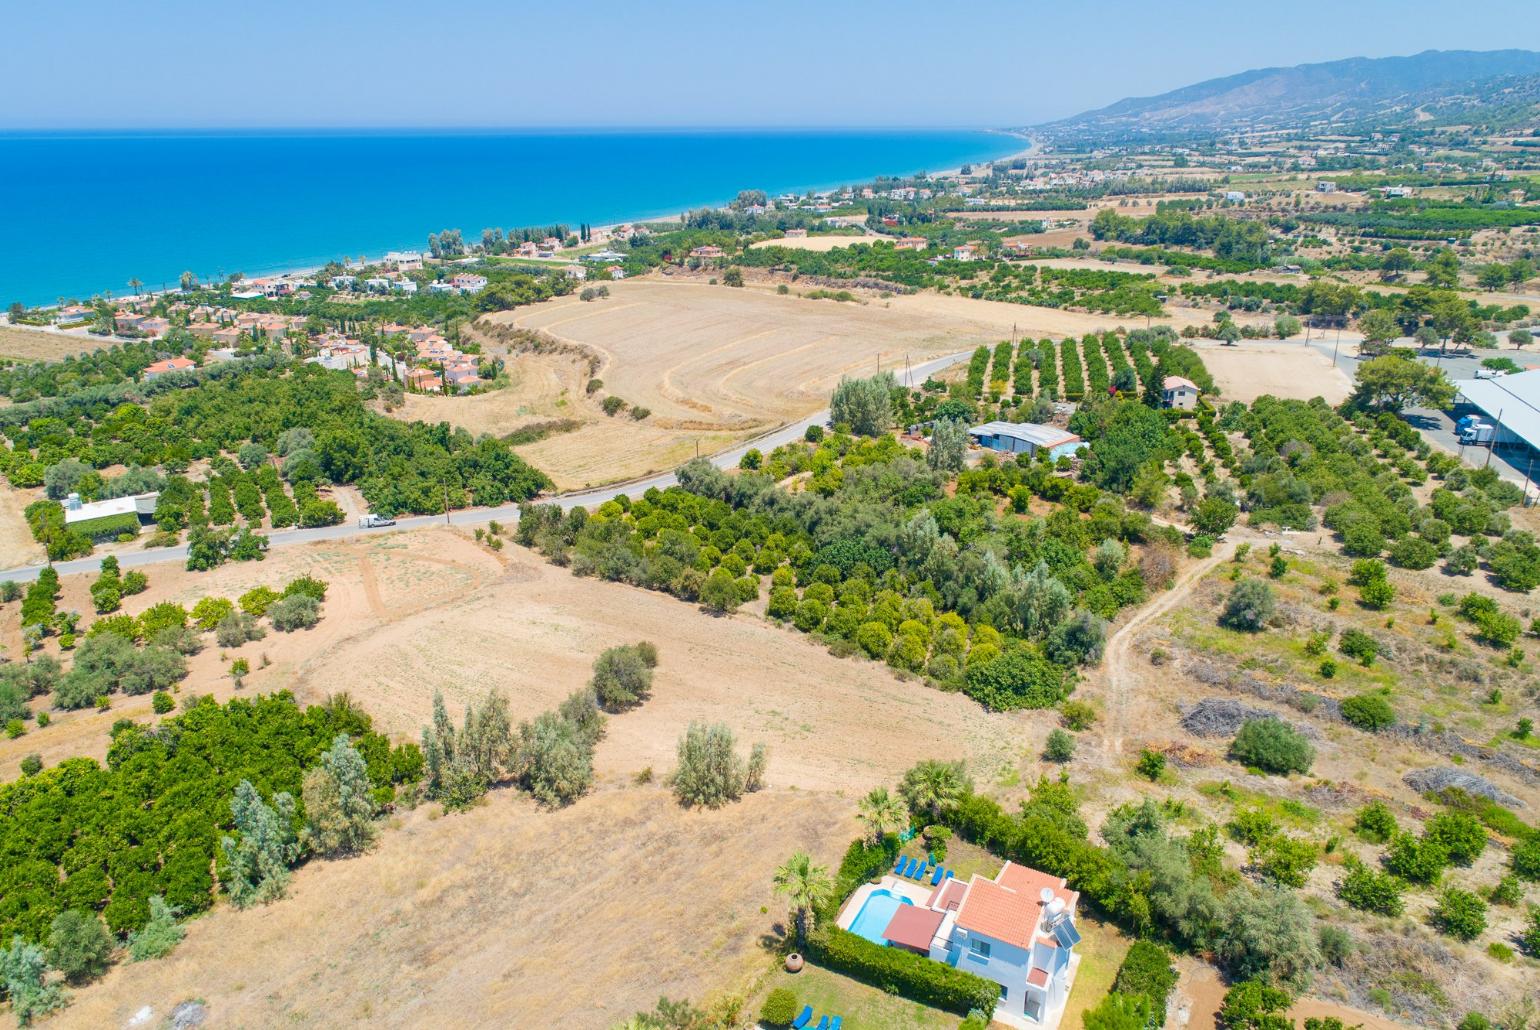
[1036,49,1540,141]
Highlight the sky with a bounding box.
[5,0,1540,130]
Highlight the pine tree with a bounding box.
[302,734,378,858]
[220,780,299,908]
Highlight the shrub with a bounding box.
[126,896,185,961]
[1512,837,1540,880]
[1431,887,1487,942]
[1060,700,1096,731]
[1337,629,1379,667]
[1339,693,1395,731]
[1424,812,1487,867]
[1112,940,1178,1014]
[239,586,281,617]
[760,988,798,1027]
[962,647,1067,711]
[804,925,999,1016]
[1358,577,1396,610]
[215,612,265,648]
[268,594,320,632]
[151,691,175,714]
[1219,579,1275,632]
[1337,858,1405,916]
[1230,718,1314,775]
[20,753,43,776]
[1044,729,1076,763]
[670,721,764,808]
[190,596,234,631]
[590,643,656,712]
[282,576,328,602]
[1385,831,1447,885]
[1136,749,1166,781]
[1353,801,1397,843]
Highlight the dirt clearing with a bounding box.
[0,325,98,362]
[1185,340,1353,403]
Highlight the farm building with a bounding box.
[1451,368,1540,465]
[62,492,159,541]
[1161,375,1200,410]
[968,421,1082,460]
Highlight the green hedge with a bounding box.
[70,512,143,543]
[805,925,999,1016]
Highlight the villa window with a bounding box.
[999,984,1008,1000]
[969,938,991,959]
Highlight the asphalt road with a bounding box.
[0,350,972,583]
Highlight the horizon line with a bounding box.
[0,124,1023,135]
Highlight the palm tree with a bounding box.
[899,759,972,824]
[773,851,833,946]
[856,787,908,845]
[128,277,143,297]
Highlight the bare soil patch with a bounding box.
[1185,340,1353,404]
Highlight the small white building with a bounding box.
[363,277,391,293]
[1224,190,1246,203]
[967,421,1082,460]
[1315,181,1337,193]
[328,275,357,291]
[62,492,160,527]
[1161,375,1200,410]
[391,279,418,294]
[384,250,423,271]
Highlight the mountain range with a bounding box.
[1036,49,1540,142]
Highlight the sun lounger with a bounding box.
[915,860,929,879]
[903,857,917,877]
[791,1005,813,1030]
[814,1017,831,1030]
[945,869,954,880]
[830,1018,843,1030]
[930,865,944,885]
[893,854,905,873]
[895,856,909,877]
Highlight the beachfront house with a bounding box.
[838,860,1082,1029]
[1161,375,1200,411]
[329,275,358,291]
[384,250,423,271]
[967,422,1082,461]
[363,277,392,293]
[449,273,488,294]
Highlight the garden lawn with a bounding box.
[760,964,958,1030]
[1057,913,1132,1030]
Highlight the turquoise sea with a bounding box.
[0,129,1021,306]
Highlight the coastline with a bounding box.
[8,129,1032,308]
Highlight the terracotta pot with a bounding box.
[784,953,804,973]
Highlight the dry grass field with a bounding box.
[0,325,97,362]
[425,278,1217,490]
[393,276,1272,491]
[747,234,870,252]
[8,529,1034,1028]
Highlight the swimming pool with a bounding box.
[848,888,911,945]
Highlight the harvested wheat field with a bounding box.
[748,233,869,252]
[21,529,1031,1027]
[0,325,98,362]
[1185,339,1354,403]
[398,279,1245,490]
[0,486,43,570]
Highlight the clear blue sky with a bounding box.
[5,0,1539,129]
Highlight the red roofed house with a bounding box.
[836,859,1081,1028]
[142,356,197,380]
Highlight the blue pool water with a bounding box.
[848,888,911,945]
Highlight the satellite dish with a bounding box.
[1039,887,1054,904]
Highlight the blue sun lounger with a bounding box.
[791,1005,813,1030]
[915,860,929,879]
[903,856,917,877]
[814,1016,831,1030]
[893,854,905,873]
[830,1017,843,1030]
[930,865,945,886]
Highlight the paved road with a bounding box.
[0,350,971,583]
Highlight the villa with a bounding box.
[837,860,1082,1029]
[142,356,196,379]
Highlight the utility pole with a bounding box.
[1485,408,1503,469]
